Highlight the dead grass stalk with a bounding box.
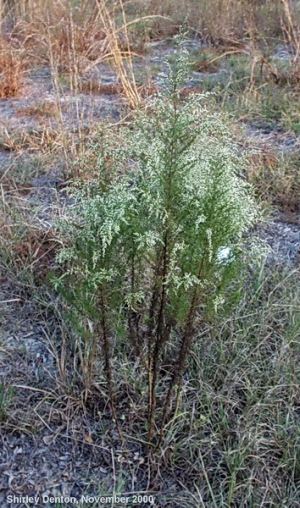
[96,0,141,109]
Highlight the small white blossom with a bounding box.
[216,246,235,265]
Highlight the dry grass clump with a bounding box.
[6,1,127,73]
[44,16,106,75]
[15,101,58,119]
[10,227,59,280]
[11,0,106,73]
[130,0,284,43]
[2,126,61,152]
[0,35,25,97]
[247,149,300,212]
[4,0,142,108]
[0,191,60,282]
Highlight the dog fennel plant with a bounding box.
[56,40,261,446]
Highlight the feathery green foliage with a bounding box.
[56,37,261,444]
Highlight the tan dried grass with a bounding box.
[0,36,25,97]
[96,0,141,109]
